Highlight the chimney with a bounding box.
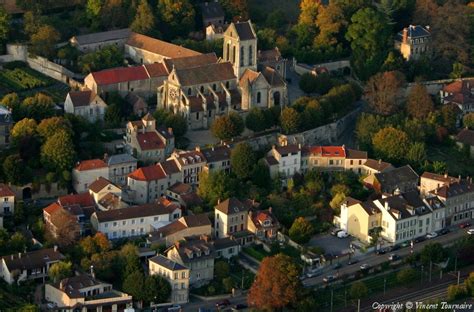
[54,245,58,252]
[103,153,108,162]
[444,173,448,179]
[298,143,302,150]
[195,146,201,152]
[90,265,95,279]
[384,201,389,210]
[402,27,408,44]
[10,255,13,260]
[217,198,221,204]
[211,146,215,151]
[168,127,173,135]
[378,159,382,164]
[18,252,21,259]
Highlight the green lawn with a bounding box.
[243,245,270,261]
[248,0,301,24]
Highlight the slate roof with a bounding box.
[126,32,200,59]
[456,129,474,146]
[54,274,103,298]
[160,160,181,175]
[261,66,286,87]
[149,254,187,271]
[106,153,137,166]
[0,183,14,197]
[72,28,131,46]
[234,21,256,40]
[94,202,179,222]
[67,90,96,107]
[200,145,231,163]
[345,149,368,160]
[215,198,250,215]
[181,214,212,228]
[200,1,225,19]
[163,53,218,72]
[274,144,300,156]
[174,62,235,86]
[258,48,282,63]
[171,238,215,263]
[374,165,419,190]
[265,156,279,166]
[2,248,65,272]
[396,25,431,41]
[431,180,474,199]
[359,201,380,216]
[378,191,431,220]
[213,237,239,250]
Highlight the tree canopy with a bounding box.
[230,142,256,180]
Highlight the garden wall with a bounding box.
[9,182,68,200]
[293,58,351,76]
[404,78,461,96]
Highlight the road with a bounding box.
[302,227,468,287]
[182,293,248,312]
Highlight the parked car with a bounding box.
[166,306,182,312]
[331,228,342,236]
[459,222,472,229]
[467,228,474,235]
[387,245,400,252]
[388,254,400,261]
[216,300,231,309]
[347,259,359,265]
[414,236,426,243]
[376,248,387,255]
[359,263,370,270]
[438,228,450,235]
[306,268,323,278]
[337,231,349,238]
[426,232,438,239]
[333,262,342,269]
[232,304,248,311]
[323,275,336,283]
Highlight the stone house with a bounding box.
[0,184,15,215]
[64,90,107,122]
[125,114,174,164]
[69,28,131,52]
[45,274,132,311]
[165,182,203,210]
[168,150,206,186]
[395,25,431,61]
[420,172,460,196]
[214,198,257,245]
[430,179,474,226]
[105,153,138,186]
[440,79,474,114]
[266,144,301,179]
[72,159,109,193]
[88,177,127,211]
[199,145,231,173]
[149,255,190,304]
[247,208,280,240]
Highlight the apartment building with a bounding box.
[430,179,474,226]
[168,150,206,185]
[149,255,190,304]
[106,153,137,186]
[72,159,109,193]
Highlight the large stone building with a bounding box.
[395,25,431,61]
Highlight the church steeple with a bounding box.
[223,20,258,79]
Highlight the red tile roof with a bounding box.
[0,183,14,197]
[128,165,167,181]
[89,177,115,193]
[58,193,95,208]
[68,90,96,107]
[137,132,165,150]
[75,159,108,171]
[91,66,149,85]
[144,63,168,78]
[43,202,62,215]
[309,146,346,157]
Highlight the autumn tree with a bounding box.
[30,25,60,59]
[210,112,244,140]
[37,117,73,140]
[3,154,31,185]
[11,118,37,145]
[48,261,73,283]
[220,0,248,20]
[289,217,314,244]
[280,107,301,134]
[41,130,76,171]
[407,84,434,119]
[0,6,10,42]
[463,113,474,130]
[248,254,302,310]
[131,0,156,36]
[46,208,80,247]
[315,3,347,48]
[230,142,256,180]
[22,93,55,121]
[365,71,405,116]
[372,127,410,163]
[157,0,194,39]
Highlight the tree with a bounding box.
[463,113,474,130]
[122,270,146,301]
[280,107,301,134]
[346,8,391,79]
[164,114,187,137]
[365,71,405,116]
[9,232,28,252]
[0,6,10,42]
[465,272,474,297]
[41,130,76,171]
[288,217,314,244]
[248,254,302,310]
[120,243,141,277]
[1,93,21,120]
[372,127,410,163]
[420,242,446,266]
[131,0,156,36]
[301,99,323,130]
[214,261,230,280]
[30,25,60,59]
[22,93,55,121]
[46,208,80,247]
[144,275,171,303]
[397,267,417,285]
[355,113,388,150]
[157,0,195,39]
[197,170,237,206]
[447,284,467,302]
[93,232,111,252]
[299,73,318,94]
[37,117,73,140]
[315,3,347,48]
[210,112,244,140]
[350,281,368,299]
[3,154,31,185]
[406,142,427,167]
[48,261,73,283]
[245,108,268,132]
[441,103,458,132]
[407,84,434,119]
[11,118,37,145]
[230,142,256,180]
[220,0,248,20]
[298,0,319,27]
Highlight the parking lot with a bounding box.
[307,233,353,257]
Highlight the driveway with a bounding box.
[307,234,352,257]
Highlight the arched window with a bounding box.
[226,43,230,61]
[274,91,281,106]
[232,45,236,64]
[213,84,217,91]
[257,92,261,104]
[225,81,230,89]
[248,45,253,66]
[200,86,205,93]
[187,88,191,96]
[240,46,245,67]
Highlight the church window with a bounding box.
[213,84,217,91]
[188,88,191,96]
[257,92,261,104]
[196,112,199,120]
[225,81,230,89]
[232,45,236,64]
[240,46,245,67]
[248,45,253,65]
[200,86,205,93]
[226,43,230,61]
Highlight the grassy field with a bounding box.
[248,0,301,24]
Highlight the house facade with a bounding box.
[106,153,138,186]
[430,179,474,226]
[72,159,109,193]
[64,90,107,122]
[395,25,431,61]
[440,79,474,114]
[0,105,12,147]
[0,184,15,215]
[149,255,190,304]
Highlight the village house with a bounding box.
[149,255,190,304]
[303,145,367,174]
[420,172,460,196]
[214,198,257,245]
[266,144,301,179]
[370,165,419,195]
[168,150,206,186]
[199,145,231,173]
[165,182,203,210]
[64,89,107,122]
[105,153,138,186]
[440,79,474,114]
[206,24,228,41]
[84,63,168,98]
[127,160,183,204]
[257,48,287,79]
[0,183,15,215]
[165,236,215,287]
[213,237,240,259]
[125,113,174,164]
[395,25,431,61]
[247,208,280,241]
[72,159,109,193]
[125,32,201,64]
[148,214,212,247]
[0,105,12,147]
[455,128,474,158]
[90,201,181,239]
[0,247,65,284]
[45,273,132,311]
[88,177,127,211]
[362,159,394,177]
[336,197,378,244]
[69,28,131,52]
[430,179,474,226]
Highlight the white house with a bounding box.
[0,183,15,215]
[0,247,64,284]
[148,255,190,304]
[88,177,127,211]
[267,144,301,179]
[64,90,107,122]
[72,159,109,193]
[90,202,181,239]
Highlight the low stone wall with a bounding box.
[9,182,69,200]
[293,58,351,76]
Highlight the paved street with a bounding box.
[302,227,469,287]
[182,293,248,312]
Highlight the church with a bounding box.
[157,20,288,130]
